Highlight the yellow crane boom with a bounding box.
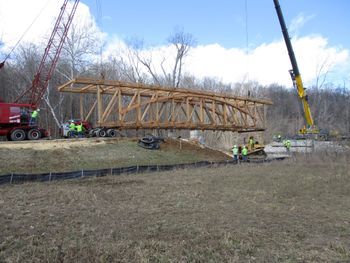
[273,0,318,134]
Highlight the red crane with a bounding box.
[0,0,79,141]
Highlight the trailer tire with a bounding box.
[27,129,41,140]
[106,129,117,137]
[10,129,26,141]
[93,128,101,137]
[98,129,107,137]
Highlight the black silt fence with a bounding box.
[0,157,284,185]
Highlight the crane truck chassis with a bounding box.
[0,102,49,140]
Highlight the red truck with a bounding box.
[0,102,48,140]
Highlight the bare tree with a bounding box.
[167,27,196,87]
[127,28,196,87]
[314,55,333,90]
[55,20,103,122]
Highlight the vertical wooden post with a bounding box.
[155,93,159,124]
[186,97,190,123]
[80,94,84,120]
[211,101,215,125]
[137,91,141,125]
[171,98,175,124]
[97,85,102,125]
[199,99,204,124]
[223,102,227,125]
[118,89,122,124]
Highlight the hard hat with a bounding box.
[243,145,246,148]
[37,109,40,112]
[234,145,237,147]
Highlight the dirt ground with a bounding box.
[0,137,229,175]
[0,154,349,262]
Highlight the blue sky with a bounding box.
[0,0,349,87]
[82,0,350,50]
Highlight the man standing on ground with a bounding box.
[242,146,248,162]
[248,136,255,151]
[232,145,239,162]
[69,121,76,138]
[76,122,83,138]
[285,139,291,154]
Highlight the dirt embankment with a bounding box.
[0,137,229,175]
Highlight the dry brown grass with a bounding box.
[0,153,349,262]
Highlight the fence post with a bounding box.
[49,172,52,182]
[10,173,13,184]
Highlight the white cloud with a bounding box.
[0,0,94,52]
[103,34,349,88]
[182,36,349,87]
[1,1,348,88]
[127,36,350,87]
[289,13,315,36]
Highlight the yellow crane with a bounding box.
[273,0,319,136]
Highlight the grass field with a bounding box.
[0,153,349,262]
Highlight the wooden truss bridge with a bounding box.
[58,78,272,133]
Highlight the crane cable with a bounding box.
[95,0,104,76]
[244,0,250,85]
[0,0,51,69]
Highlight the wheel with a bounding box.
[106,129,117,137]
[89,129,96,137]
[98,129,107,137]
[10,129,26,141]
[27,129,41,140]
[93,128,101,137]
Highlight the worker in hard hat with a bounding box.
[284,139,291,154]
[232,145,239,162]
[76,122,84,138]
[248,136,255,151]
[242,145,248,162]
[69,121,76,138]
[29,108,40,126]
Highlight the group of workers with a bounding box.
[232,136,255,162]
[276,134,292,152]
[232,135,292,162]
[232,144,248,162]
[69,121,84,138]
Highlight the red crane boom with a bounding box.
[15,0,79,107]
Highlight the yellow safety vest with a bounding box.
[69,123,76,131]
[31,110,38,118]
[76,124,83,132]
[233,147,238,155]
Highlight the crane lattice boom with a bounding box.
[15,0,80,108]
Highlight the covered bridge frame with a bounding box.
[58,78,272,132]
